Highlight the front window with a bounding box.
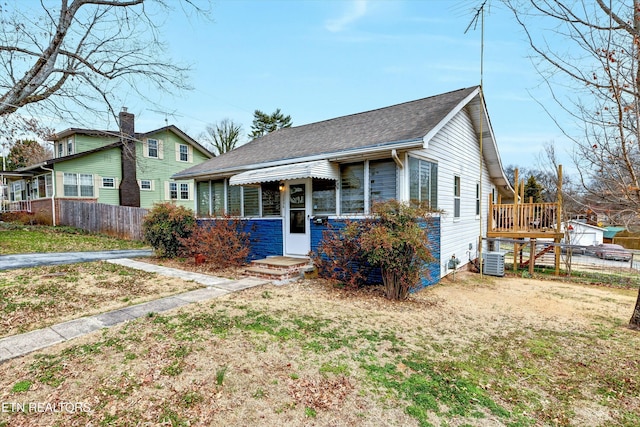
[340,163,365,214]
[369,159,397,206]
[243,186,259,216]
[147,139,159,158]
[312,179,336,215]
[179,144,189,162]
[261,181,281,216]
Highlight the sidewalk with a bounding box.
[0,258,269,363]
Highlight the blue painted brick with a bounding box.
[310,216,441,290]
[196,218,283,261]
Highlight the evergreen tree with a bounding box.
[249,108,292,139]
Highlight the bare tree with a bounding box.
[0,0,210,125]
[200,118,243,156]
[502,0,640,329]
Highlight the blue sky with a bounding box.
[58,0,573,170]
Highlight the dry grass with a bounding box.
[0,261,201,337]
[1,272,639,426]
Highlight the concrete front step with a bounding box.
[244,256,313,284]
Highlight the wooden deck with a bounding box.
[487,201,563,239]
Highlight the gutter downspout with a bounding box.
[391,149,404,169]
[42,166,56,226]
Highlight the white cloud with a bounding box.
[325,0,368,33]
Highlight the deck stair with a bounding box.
[520,244,555,268]
[244,256,313,284]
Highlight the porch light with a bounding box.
[279,182,285,191]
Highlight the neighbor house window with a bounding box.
[58,143,63,158]
[340,163,365,214]
[80,174,94,197]
[37,176,46,199]
[45,174,53,197]
[102,177,115,188]
[63,173,93,197]
[179,144,189,162]
[409,157,438,209]
[169,182,178,199]
[454,175,461,219]
[312,179,336,214]
[140,180,152,190]
[63,173,78,197]
[180,183,189,200]
[30,180,39,200]
[147,139,159,158]
[168,182,190,200]
[369,159,397,206]
[67,138,73,155]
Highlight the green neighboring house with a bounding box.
[2,109,213,222]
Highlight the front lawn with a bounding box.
[1,273,638,426]
[0,262,201,337]
[0,224,147,255]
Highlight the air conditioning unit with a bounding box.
[483,251,505,277]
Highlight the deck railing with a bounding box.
[0,200,31,213]
[489,202,559,233]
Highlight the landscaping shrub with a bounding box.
[311,220,375,289]
[360,200,434,300]
[312,200,434,300]
[142,203,196,258]
[179,217,251,270]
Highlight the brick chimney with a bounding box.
[118,107,140,207]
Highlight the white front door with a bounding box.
[284,179,310,256]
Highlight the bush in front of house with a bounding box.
[360,200,435,300]
[142,202,196,258]
[311,219,376,289]
[312,200,435,300]
[179,217,251,270]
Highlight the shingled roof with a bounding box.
[174,86,480,180]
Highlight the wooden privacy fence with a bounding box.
[58,200,148,241]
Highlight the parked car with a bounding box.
[594,244,632,261]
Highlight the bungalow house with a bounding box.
[2,109,213,223]
[174,86,514,283]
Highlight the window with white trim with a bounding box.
[63,173,78,197]
[168,182,190,200]
[147,139,159,158]
[369,159,397,206]
[58,143,63,158]
[476,182,480,216]
[179,144,189,162]
[340,162,365,214]
[67,138,73,155]
[140,179,152,190]
[102,177,115,188]
[454,175,461,219]
[409,157,438,209]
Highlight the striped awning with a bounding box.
[229,160,339,186]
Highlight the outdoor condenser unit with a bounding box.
[483,251,505,277]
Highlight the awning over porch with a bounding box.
[229,160,339,186]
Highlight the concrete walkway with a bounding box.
[0,249,154,270]
[0,258,269,363]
